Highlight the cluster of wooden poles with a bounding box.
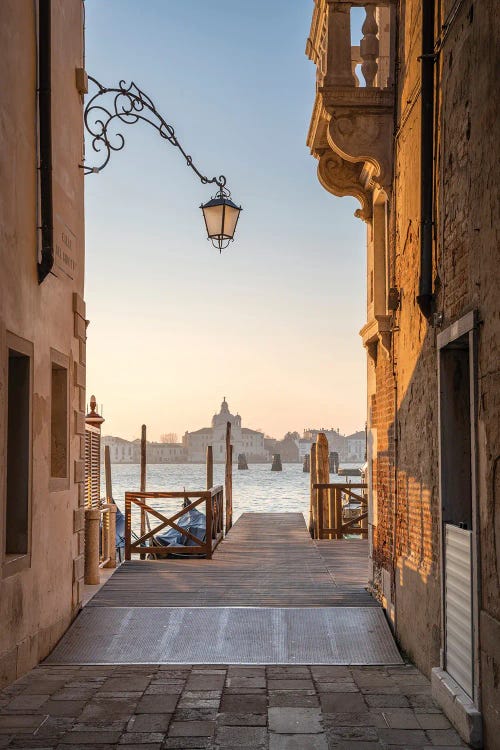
[308,432,368,540]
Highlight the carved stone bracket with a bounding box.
[318,150,372,221]
[322,87,394,188]
[307,85,394,221]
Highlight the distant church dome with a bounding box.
[211,397,241,428]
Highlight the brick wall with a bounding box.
[435,2,500,743]
[369,0,500,740]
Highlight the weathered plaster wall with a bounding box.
[0,0,86,685]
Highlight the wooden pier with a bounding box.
[88,512,376,608]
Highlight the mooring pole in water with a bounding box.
[206,445,214,490]
[271,453,282,471]
[140,424,147,559]
[225,422,232,534]
[309,444,316,537]
[238,453,248,470]
[329,451,339,474]
[104,445,113,502]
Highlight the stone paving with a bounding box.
[0,663,470,749]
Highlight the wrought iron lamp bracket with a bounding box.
[81,76,228,194]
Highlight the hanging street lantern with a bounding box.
[82,77,242,252]
[201,183,242,252]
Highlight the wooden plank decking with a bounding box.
[88,512,377,608]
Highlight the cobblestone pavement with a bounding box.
[0,664,469,749]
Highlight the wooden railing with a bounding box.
[312,482,368,540]
[124,486,224,560]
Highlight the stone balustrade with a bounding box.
[306,0,396,217]
[307,1,394,92]
[307,0,397,360]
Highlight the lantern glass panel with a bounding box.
[222,204,240,239]
[203,203,224,238]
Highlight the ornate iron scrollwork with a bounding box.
[82,76,227,191]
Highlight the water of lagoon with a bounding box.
[101,462,363,532]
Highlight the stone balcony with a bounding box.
[306,0,396,221]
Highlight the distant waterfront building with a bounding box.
[102,436,139,463]
[101,436,185,464]
[302,428,366,463]
[345,431,366,462]
[297,439,312,460]
[303,428,348,461]
[148,442,185,463]
[183,399,267,463]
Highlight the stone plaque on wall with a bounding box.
[54,214,77,280]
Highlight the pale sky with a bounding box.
[84,1,367,442]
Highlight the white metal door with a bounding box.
[444,524,473,698]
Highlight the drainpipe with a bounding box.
[417,0,436,318]
[37,0,54,283]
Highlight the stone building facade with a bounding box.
[304,427,347,456]
[303,427,365,462]
[346,431,366,462]
[101,435,185,464]
[307,0,499,745]
[183,399,267,463]
[0,1,86,684]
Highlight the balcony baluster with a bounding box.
[360,5,379,87]
[325,2,356,88]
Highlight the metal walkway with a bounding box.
[46,512,402,666]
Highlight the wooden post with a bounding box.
[206,491,213,559]
[103,446,116,568]
[316,484,324,541]
[227,444,233,532]
[309,444,317,537]
[140,425,146,560]
[335,486,343,539]
[84,508,100,584]
[361,486,368,538]
[140,425,147,493]
[104,445,112,502]
[316,433,330,539]
[125,494,131,561]
[206,445,213,490]
[328,488,335,537]
[225,422,232,534]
